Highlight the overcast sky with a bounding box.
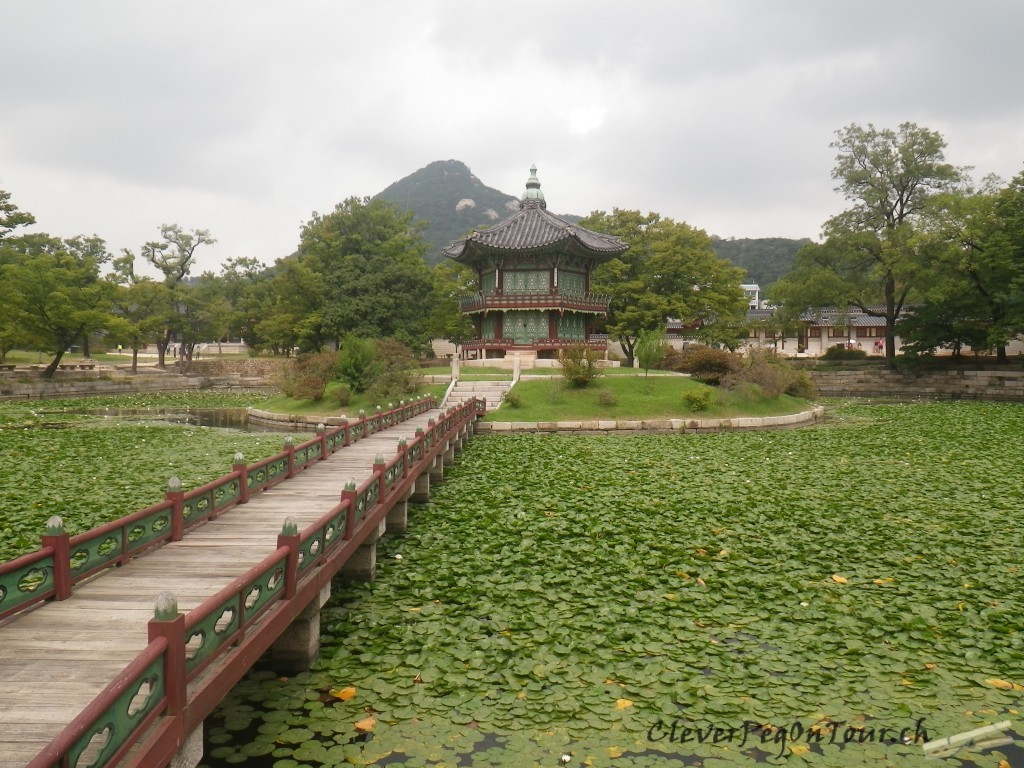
[2,1,1022,275]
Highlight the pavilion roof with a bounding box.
[442,166,627,266]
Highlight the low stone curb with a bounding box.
[474,406,826,434]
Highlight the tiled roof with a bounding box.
[443,203,628,262]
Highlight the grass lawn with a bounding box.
[485,375,811,421]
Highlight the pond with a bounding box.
[199,401,1024,767]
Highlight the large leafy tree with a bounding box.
[902,178,1019,360]
[248,258,327,354]
[0,188,36,240]
[0,234,114,377]
[126,224,216,367]
[772,122,964,363]
[298,197,433,349]
[581,209,746,365]
[426,260,477,352]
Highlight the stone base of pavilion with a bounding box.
[475,406,825,434]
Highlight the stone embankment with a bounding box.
[809,368,1024,402]
[476,406,826,434]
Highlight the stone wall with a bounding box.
[809,368,1024,402]
[181,358,291,379]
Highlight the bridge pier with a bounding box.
[386,493,409,535]
[271,582,331,673]
[410,471,430,503]
[341,519,386,582]
[429,455,444,484]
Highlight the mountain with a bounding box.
[374,159,811,279]
[374,160,521,266]
[710,236,811,289]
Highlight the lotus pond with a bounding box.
[199,400,1024,767]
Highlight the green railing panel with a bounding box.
[124,507,173,555]
[241,564,285,624]
[185,596,239,676]
[297,532,323,575]
[67,654,165,768]
[322,509,347,553]
[70,532,122,578]
[0,554,55,616]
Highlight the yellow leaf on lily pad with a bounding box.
[615,698,634,710]
[985,678,1016,690]
[329,686,357,701]
[608,745,624,758]
[831,574,848,584]
[355,714,377,733]
[790,744,810,756]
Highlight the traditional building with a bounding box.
[443,166,627,362]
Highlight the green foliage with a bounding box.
[299,196,433,348]
[772,122,965,364]
[206,401,1024,766]
[337,337,377,393]
[283,352,337,401]
[683,388,712,411]
[674,345,737,385]
[557,343,602,388]
[710,236,811,287]
[0,393,286,561]
[501,388,523,408]
[634,330,669,376]
[821,345,869,361]
[332,383,351,407]
[366,339,421,402]
[582,209,747,366]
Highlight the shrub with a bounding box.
[821,345,869,361]
[287,352,337,401]
[635,330,670,375]
[597,388,617,407]
[785,370,818,399]
[678,346,738,385]
[367,339,421,401]
[684,389,712,412]
[502,388,523,408]
[333,383,352,407]
[558,343,602,388]
[338,337,377,393]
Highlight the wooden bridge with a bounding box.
[0,396,484,768]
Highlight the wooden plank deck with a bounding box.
[0,409,447,768]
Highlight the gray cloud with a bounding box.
[1,0,1022,275]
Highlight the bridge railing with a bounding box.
[21,396,482,768]
[0,396,439,623]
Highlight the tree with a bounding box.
[134,224,216,366]
[901,178,1019,360]
[426,260,477,353]
[249,258,326,354]
[634,329,668,376]
[0,189,35,240]
[0,235,114,377]
[582,209,746,366]
[299,197,433,349]
[772,122,964,364]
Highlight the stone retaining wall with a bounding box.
[809,368,1024,401]
[182,358,290,378]
[475,406,826,434]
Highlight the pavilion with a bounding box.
[443,166,627,362]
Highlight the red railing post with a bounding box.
[340,418,350,447]
[373,455,386,502]
[284,436,296,479]
[341,483,357,539]
[166,477,185,541]
[398,438,409,478]
[41,516,72,601]
[316,423,328,461]
[277,519,300,600]
[233,453,249,505]
[148,592,187,715]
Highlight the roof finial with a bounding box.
[520,164,546,210]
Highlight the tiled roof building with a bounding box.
[444,166,627,361]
